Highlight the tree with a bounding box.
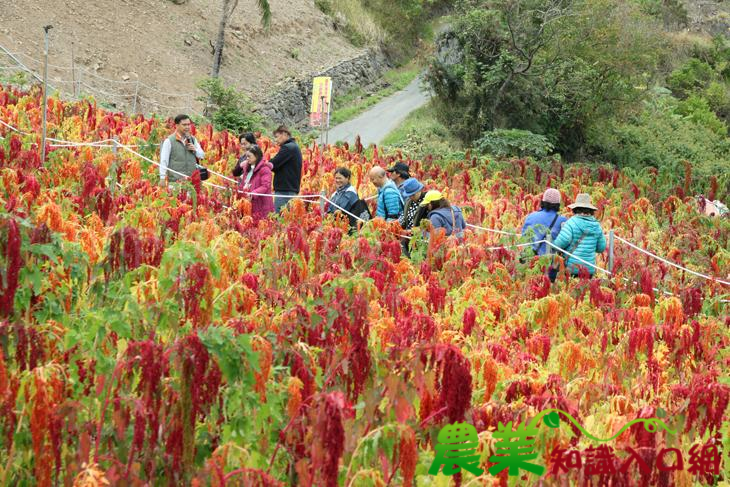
[210,0,271,79]
[488,0,573,123]
[426,0,668,157]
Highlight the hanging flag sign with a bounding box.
[310,77,333,127]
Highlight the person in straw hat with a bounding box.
[553,193,607,278]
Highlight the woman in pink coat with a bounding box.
[234,145,274,220]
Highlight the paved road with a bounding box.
[325,74,430,147]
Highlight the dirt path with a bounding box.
[326,73,430,146]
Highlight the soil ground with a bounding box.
[0,0,362,113]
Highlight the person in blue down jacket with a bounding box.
[415,190,466,239]
[369,166,404,221]
[553,193,607,277]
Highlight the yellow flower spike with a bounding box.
[657,296,684,328]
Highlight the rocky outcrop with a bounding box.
[258,48,392,127]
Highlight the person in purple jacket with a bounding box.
[234,145,274,221]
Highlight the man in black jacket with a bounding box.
[270,125,303,213]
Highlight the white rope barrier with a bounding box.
[544,241,613,276]
[0,44,47,86]
[466,222,521,236]
[2,45,196,98]
[614,235,729,286]
[486,240,541,251]
[1,116,727,295]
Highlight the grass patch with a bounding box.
[381,102,460,157]
[328,62,421,126]
[314,0,383,47]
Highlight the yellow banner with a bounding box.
[310,77,333,127]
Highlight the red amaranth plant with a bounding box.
[95,188,115,223]
[0,219,22,317]
[399,426,417,486]
[680,287,702,318]
[672,371,729,436]
[310,392,350,487]
[427,274,446,313]
[429,344,473,423]
[640,269,655,304]
[141,236,165,267]
[462,306,476,336]
[180,263,212,327]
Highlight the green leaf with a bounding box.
[544,411,561,429]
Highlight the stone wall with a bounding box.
[258,48,392,128]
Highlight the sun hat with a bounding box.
[420,190,444,207]
[568,193,597,210]
[401,178,424,199]
[542,188,561,204]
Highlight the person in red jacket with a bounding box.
[236,145,274,221]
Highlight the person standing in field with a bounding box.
[270,125,303,213]
[522,188,568,282]
[236,145,274,221]
[159,114,205,186]
[232,132,264,184]
[398,178,426,257]
[553,193,607,278]
[386,162,410,200]
[327,167,359,215]
[369,166,404,221]
[414,190,466,239]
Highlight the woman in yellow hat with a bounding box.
[414,190,466,239]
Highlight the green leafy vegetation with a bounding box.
[425,0,730,190]
[315,0,446,62]
[196,77,262,134]
[475,129,554,158]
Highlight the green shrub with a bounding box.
[475,129,554,158]
[589,93,730,191]
[667,58,716,98]
[704,81,730,123]
[196,77,261,133]
[676,95,728,136]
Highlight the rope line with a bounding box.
[466,223,521,236]
[1,44,196,98]
[0,116,727,294]
[614,235,729,286]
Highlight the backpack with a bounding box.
[348,198,372,228]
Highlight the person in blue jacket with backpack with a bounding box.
[522,188,568,282]
[553,193,607,278]
[522,188,567,255]
[369,166,404,221]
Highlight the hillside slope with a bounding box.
[0,0,362,112]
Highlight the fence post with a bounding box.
[319,191,326,226]
[76,67,82,98]
[608,229,615,273]
[40,25,53,165]
[71,41,76,99]
[132,81,140,114]
[110,137,119,196]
